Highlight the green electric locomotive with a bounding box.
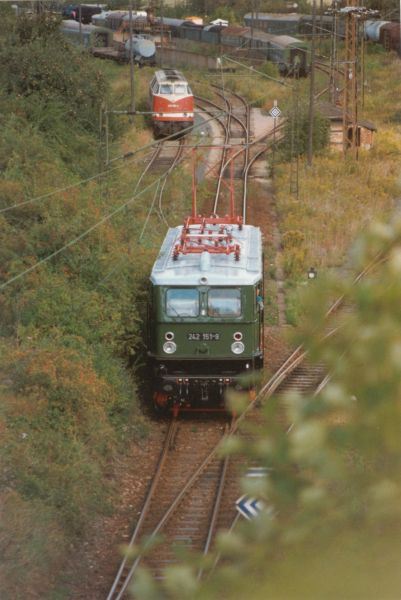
[148,214,264,412]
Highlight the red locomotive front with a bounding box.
[150,69,194,138]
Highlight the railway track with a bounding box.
[129,88,266,239]
[147,138,186,172]
[104,330,339,598]
[195,88,280,222]
[106,416,233,599]
[104,91,300,597]
[105,273,371,598]
[104,85,386,599]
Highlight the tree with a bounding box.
[129,218,401,599]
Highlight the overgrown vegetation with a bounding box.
[0,10,167,597]
[1,4,401,597]
[131,218,401,600]
[118,42,401,600]
[274,47,401,298]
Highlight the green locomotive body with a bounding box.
[148,219,264,410]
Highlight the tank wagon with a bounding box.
[125,35,156,65]
[379,22,400,53]
[244,11,401,55]
[148,215,264,412]
[149,69,194,138]
[364,19,390,42]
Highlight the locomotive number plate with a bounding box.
[187,332,220,341]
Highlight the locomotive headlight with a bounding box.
[163,341,177,354]
[165,331,174,341]
[233,332,243,341]
[231,341,245,355]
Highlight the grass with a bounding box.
[272,47,401,323]
[2,35,400,598]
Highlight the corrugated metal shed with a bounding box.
[316,102,376,130]
[316,101,377,151]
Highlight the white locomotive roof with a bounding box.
[154,69,187,83]
[151,224,263,286]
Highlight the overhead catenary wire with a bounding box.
[1,45,300,218]
[1,68,282,292]
[138,180,161,243]
[0,110,227,216]
[1,114,226,291]
[221,55,293,87]
[0,150,150,215]
[1,72,275,224]
[0,178,161,290]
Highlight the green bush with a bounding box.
[281,105,330,159]
[0,13,150,598]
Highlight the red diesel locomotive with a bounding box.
[149,69,194,138]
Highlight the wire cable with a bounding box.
[0,178,160,290]
[1,87,270,291]
[0,110,226,215]
[0,149,151,215]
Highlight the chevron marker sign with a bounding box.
[246,467,270,478]
[235,495,266,520]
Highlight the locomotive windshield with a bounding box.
[174,83,187,95]
[160,83,173,94]
[165,287,242,318]
[166,288,199,317]
[208,288,241,317]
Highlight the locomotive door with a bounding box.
[290,49,305,75]
[256,277,264,360]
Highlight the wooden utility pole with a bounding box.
[129,0,135,114]
[160,0,164,68]
[290,75,300,198]
[251,0,255,45]
[307,0,317,167]
[319,0,323,53]
[360,27,365,108]
[399,0,401,57]
[329,1,338,104]
[79,3,82,45]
